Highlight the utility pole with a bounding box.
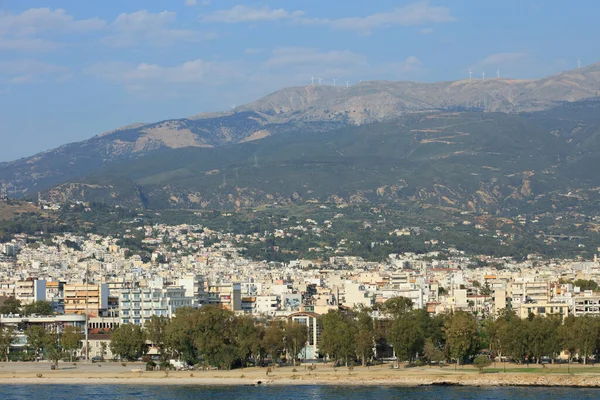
[85,264,89,363]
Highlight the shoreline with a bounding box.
[2,363,600,387]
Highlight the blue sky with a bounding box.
[0,0,598,162]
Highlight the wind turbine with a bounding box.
[318,77,322,85]
[469,70,472,80]
[481,71,485,80]
[497,69,500,78]
[333,78,337,86]
[578,58,581,69]
[345,80,350,88]
[311,76,315,84]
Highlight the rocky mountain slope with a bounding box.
[2,63,600,197]
[43,99,600,214]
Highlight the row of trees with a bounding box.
[487,310,600,365]
[0,323,83,365]
[0,298,54,316]
[110,307,308,369]
[5,297,600,369]
[106,299,480,369]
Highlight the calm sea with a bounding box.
[0,385,598,400]
[0,385,600,400]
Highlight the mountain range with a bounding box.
[3,62,600,213]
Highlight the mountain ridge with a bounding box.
[2,62,600,198]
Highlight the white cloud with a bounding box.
[0,8,105,52]
[202,2,454,33]
[85,47,424,101]
[103,10,217,47]
[306,1,455,33]
[201,5,304,23]
[0,59,68,84]
[85,59,242,96]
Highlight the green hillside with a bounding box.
[44,99,600,214]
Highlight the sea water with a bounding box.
[0,385,598,400]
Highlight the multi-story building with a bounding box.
[118,285,192,326]
[206,282,241,311]
[516,299,571,320]
[177,274,206,307]
[15,278,46,305]
[288,311,321,360]
[572,294,600,316]
[63,283,109,317]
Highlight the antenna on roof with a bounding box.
[481,71,485,80]
[333,78,337,86]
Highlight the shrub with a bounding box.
[473,356,492,374]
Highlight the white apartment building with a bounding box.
[119,286,192,326]
[176,274,206,307]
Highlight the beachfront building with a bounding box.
[288,311,321,360]
[118,285,192,326]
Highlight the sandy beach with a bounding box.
[2,361,600,387]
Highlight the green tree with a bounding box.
[574,279,599,291]
[164,307,199,363]
[572,315,600,365]
[423,338,444,367]
[284,321,308,363]
[0,297,21,314]
[61,326,83,362]
[444,311,479,367]
[383,297,413,318]
[144,315,168,354]
[45,332,63,369]
[110,323,146,361]
[354,309,375,366]
[558,315,577,363]
[389,313,424,363]
[193,305,238,369]
[473,355,492,374]
[319,310,357,366]
[0,325,16,362]
[25,325,47,359]
[22,301,53,316]
[235,315,261,367]
[262,321,285,365]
